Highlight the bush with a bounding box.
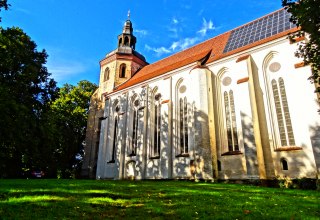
[276,176,317,190]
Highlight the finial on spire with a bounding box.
[127,10,130,20]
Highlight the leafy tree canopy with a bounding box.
[0,0,9,22]
[0,27,58,177]
[282,0,320,95]
[48,80,97,178]
[0,2,97,178]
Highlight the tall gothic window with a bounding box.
[151,93,161,158]
[110,116,118,163]
[130,100,139,156]
[119,64,126,78]
[179,97,188,154]
[109,105,119,163]
[224,90,239,152]
[271,77,295,146]
[104,67,110,81]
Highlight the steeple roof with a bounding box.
[122,20,133,34]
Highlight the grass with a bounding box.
[0,179,319,219]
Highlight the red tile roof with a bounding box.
[106,8,298,95]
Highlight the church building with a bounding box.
[81,8,320,181]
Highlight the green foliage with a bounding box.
[282,0,320,95]
[0,3,96,178]
[276,175,317,189]
[47,80,97,178]
[0,180,319,219]
[0,0,10,22]
[277,175,294,189]
[0,27,58,177]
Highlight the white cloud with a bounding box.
[145,44,171,56]
[46,60,87,82]
[43,46,89,84]
[146,17,215,57]
[167,17,181,38]
[168,27,179,38]
[170,41,179,51]
[170,37,200,51]
[135,29,148,36]
[197,18,215,36]
[179,37,200,49]
[145,35,201,57]
[172,17,179,24]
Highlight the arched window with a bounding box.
[271,77,295,146]
[104,67,110,81]
[264,55,296,149]
[111,116,118,163]
[119,64,126,78]
[118,38,122,47]
[151,93,161,158]
[179,97,188,154]
[109,105,119,163]
[281,158,288,170]
[130,100,139,156]
[224,90,239,152]
[124,36,129,46]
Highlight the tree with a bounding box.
[282,0,320,96]
[0,0,9,22]
[48,80,97,178]
[0,27,58,177]
[0,2,96,178]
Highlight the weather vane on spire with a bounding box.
[127,10,130,20]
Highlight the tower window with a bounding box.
[124,36,129,46]
[118,38,122,47]
[104,67,110,81]
[119,64,126,78]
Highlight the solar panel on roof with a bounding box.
[223,9,296,53]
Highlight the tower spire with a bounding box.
[117,11,136,49]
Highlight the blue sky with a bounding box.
[2,0,282,86]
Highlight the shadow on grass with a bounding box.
[0,179,319,219]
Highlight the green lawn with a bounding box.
[0,179,319,219]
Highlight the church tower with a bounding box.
[98,11,148,96]
[81,12,148,178]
